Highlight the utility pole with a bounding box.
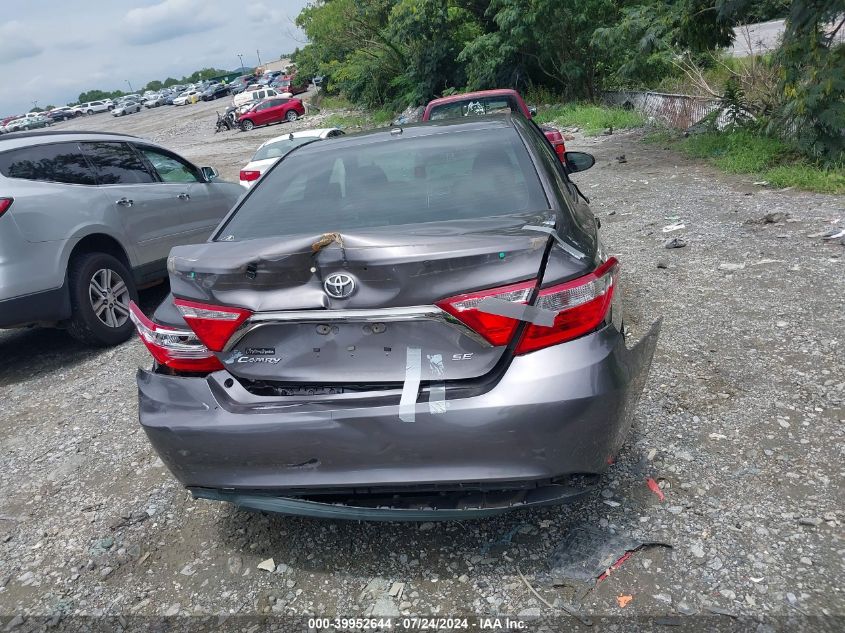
[256,49,263,68]
[126,80,133,93]
[237,53,244,71]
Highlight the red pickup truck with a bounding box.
[422,89,567,161]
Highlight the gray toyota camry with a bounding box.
[130,114,659,520]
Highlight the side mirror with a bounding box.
[201,166,219,182]
[528,105,537,117]
[564,151,595,173]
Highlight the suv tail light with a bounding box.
[436,280,536,346]
[0,198,13,218]
[516,257,618,354]
[173,299,252,351]
[240,170,260,182]
[128,301,224,372]
[436,258,618,354]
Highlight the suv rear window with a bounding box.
[217,126,548,241]
[0,143,97,185]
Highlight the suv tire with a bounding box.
[87,109,94,115]
[67,252,138,347]
[286,110,298,122]
[241,119,254,131]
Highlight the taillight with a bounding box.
[0,197,13,217]
[128,301,224,372]
[554,142,566,162]
[240,170,261,182]
[436,280,536,346]
[515,257,618,354]
[173,299,252,352]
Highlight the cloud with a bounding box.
[123,0,225,45]
[0,22,44,61]
[246,3,290,26]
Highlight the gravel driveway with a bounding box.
[1,102,843,630]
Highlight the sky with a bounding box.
[0,0,309,115]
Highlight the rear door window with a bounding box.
[217,126,549,241]
[0,143,97,185]
[81,142,155,185]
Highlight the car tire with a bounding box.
[66,252,138,347]
[286,110,299,122]
[87,109,94,115]
[241,119,254,131]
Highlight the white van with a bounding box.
[233,87,278,108]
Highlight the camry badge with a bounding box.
[324,273,355,299]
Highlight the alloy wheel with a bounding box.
[88,268,130,328]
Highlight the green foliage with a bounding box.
[656,128,845,193]
[145,80,164,92]
[772,1,844,163]
[534,103,646,135]
[720,76,753,128]
[78,89,126,103]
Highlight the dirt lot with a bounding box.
[1,100,843,630]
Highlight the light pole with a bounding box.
[237,53,244,70]
[126,80,133,93]
[256,49,263,68]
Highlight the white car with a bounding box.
[112,100,142,116]
[173,90,201,106]
[233,87,278,109]
[238,128,344,188]
[72,100,110,116]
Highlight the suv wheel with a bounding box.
[87,109,94,115]
[286,110,299,122]
[241,119,254,131]
[67,252,138,347]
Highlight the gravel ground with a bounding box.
[1,101,843,631]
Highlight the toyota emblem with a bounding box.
[324,273,355,299]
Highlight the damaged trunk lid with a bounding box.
[167,212,585,383]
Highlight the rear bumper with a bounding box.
[138,321,660,517]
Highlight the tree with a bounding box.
[774,0,844,162]
[145,80,164,92]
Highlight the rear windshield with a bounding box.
[217,127,547,241]
[253,137,318,161]
[428,96,519,121]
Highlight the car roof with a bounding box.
[426,89,520,108]
[291,115,517,156]
[256,128,341,149]
[0,130,143,151]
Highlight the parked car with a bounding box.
[272,74,310,96]
[4,116,49,132]
[201,84,230,101]
[237,97,305,131]
[233,87,278,108]
[72,100,110,116]
[238,128,344,187]
[112,100,142,116]
[422,89,567,162]
[127,113,660,520]
[173,90,202,106]
[46,107,77,122]
[144,94,166,108]
[0,131,243,346]
[229,82,247,95]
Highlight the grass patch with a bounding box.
[534,103,646,135]
[649,128,845,194]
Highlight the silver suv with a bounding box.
[0,131,243,346]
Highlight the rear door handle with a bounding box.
[116,198,133,207]
[178,193,191,200]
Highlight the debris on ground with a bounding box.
[616,155,627,164]
[617,595,633,608]
[548,526,671,587]
[646,478,665,501]
[763,211,789,224]
[662,222,685,233]
[257,558,275,572]
[663,237,687,249]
